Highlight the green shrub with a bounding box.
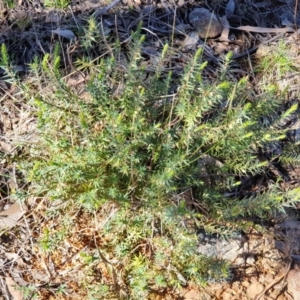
[44,0,70,9]
[4,25,299,298]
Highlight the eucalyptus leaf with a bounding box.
[52,29,76,41]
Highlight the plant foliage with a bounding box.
[3,25,299,298]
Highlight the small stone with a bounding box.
[226,288,237,295]
[222,291,233,300]
[265,273,275,283]
[287,269,300,300]
[215,288,223,299]
[189,8,223,38]
[247,282,264,298]
[246,255,256,265]
[231,282,241,290]
[256,44,273,58]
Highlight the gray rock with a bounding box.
[197,231,246,265]
[189,8,223,38]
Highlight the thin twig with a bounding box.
[254,259,292,300]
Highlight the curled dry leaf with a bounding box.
[181,31,199,50]
[219,15,230,41]
[0,140,13,153]
[51,29,76,41]
[5,277,24,300]
[235,25,294,33]
[0,202,27,230]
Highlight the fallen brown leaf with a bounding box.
[5,277,24,300]
[0,202,27,230]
